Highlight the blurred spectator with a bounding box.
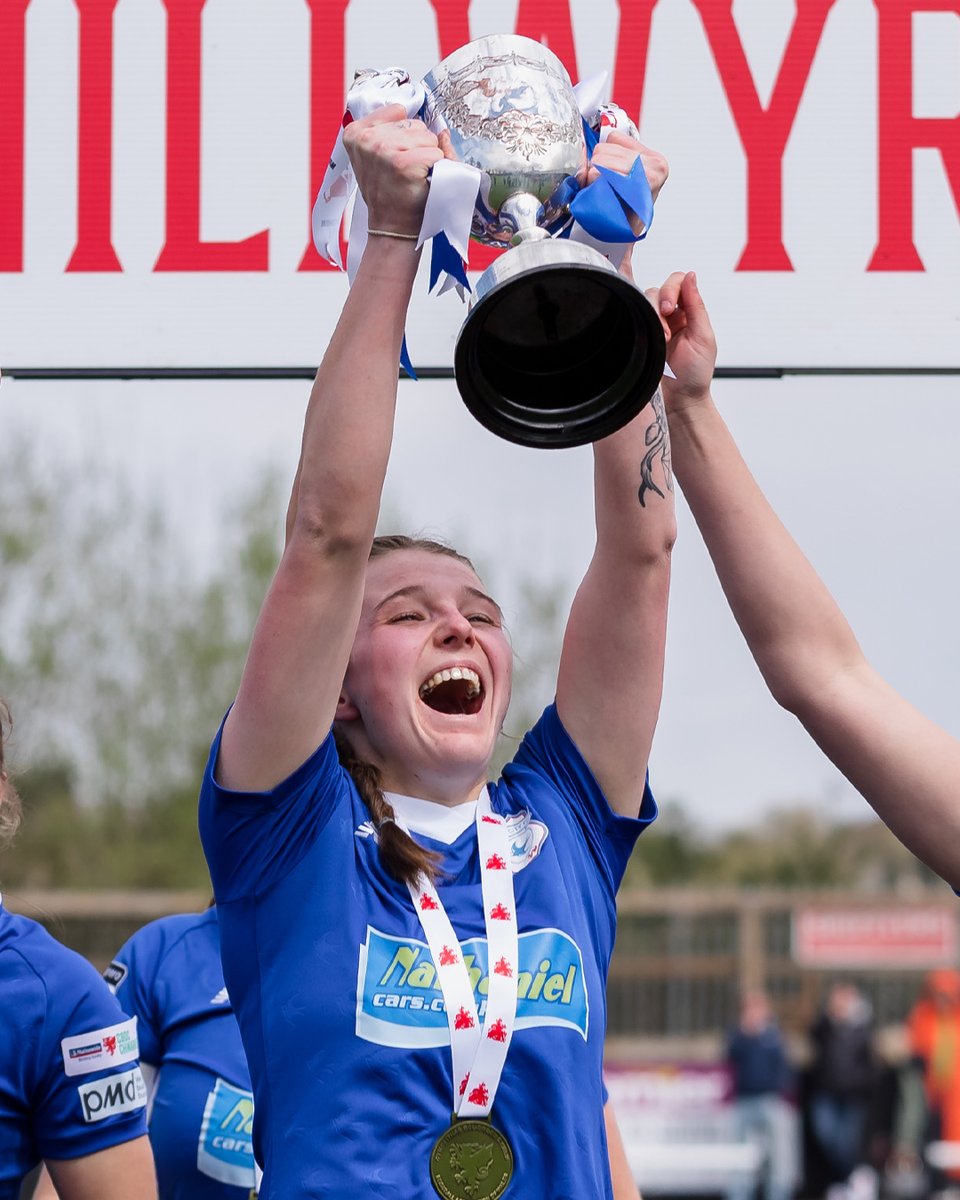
[906,969,960,1193]
[807,982,878,1196]
[726,989,800,1200]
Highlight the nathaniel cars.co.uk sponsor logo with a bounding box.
[61,1016,139,1077]
[198,1077,256,1187]
[78,1066,148,1123]
[356,926,588,1047]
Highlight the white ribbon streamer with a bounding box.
[311,69,425,272]
[417,158,482,260]
[311,68,480,296]
[572,70,608,126]
[346,190,368,284]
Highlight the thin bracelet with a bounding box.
[367,228,419,241]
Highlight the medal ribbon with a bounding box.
[402,788,518,1120]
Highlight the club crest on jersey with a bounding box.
[355,927,588,1047]
[502,808,548,872]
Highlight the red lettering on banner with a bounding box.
[428,0,470,59]
[68,0,122,272]
[611,0,658,121]
[298,0,350,271]
[868,0,960,271]
[0,0,29,272]
[154,0,269,272]
[516,0,579,81]
[692,0,834,271]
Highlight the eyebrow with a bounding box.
[373,584,503,619]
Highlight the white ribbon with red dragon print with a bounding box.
[401,787,518,1121]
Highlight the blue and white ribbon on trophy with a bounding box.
[311,66,656,375]
[570,76,655,268]
[312,67,481,376]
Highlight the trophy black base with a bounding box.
[454,240,666,450]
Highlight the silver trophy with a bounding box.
[422,35,665,449]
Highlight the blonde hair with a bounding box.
[0,700,23,853]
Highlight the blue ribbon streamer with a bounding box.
[569,157,653,244]
[400,334,417,381]
[429,231,471,294]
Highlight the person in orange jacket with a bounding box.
[907,970,960,1180]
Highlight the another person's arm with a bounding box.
[605,1099,642,1200]
[656,269,960,885]
[554,139,675,819]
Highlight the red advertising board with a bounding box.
[793,907,958,967]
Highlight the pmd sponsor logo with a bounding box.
[197,1078,257,1188]
[356,927,588,1048]
[78,1066,147,1123]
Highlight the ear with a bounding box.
[335,690,360,722]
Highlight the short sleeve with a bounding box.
[500,704,657,894]
[198,717,351,902]
[31,946,148,1162]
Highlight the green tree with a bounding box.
[1,436,283,887]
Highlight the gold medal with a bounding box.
[430,1118,514,1200]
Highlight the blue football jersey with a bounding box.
[0,903,148,1199]
[200,704,655,1199]
[107,908,257,1199]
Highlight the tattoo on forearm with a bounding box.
[637,389,674,507]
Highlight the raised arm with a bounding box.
[218,108,443,792]
[658,270,960,886]
[556,144,676,818]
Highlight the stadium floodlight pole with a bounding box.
[2,366,960,382]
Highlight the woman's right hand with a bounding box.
[343,105,451,238]
[645,270,718,418]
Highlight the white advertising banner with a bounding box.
[1,0,958,371]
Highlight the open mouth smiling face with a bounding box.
[418,666,484,716]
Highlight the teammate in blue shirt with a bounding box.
[200,108,673,1199]
[35,906,259,1200]
[103,908,259,1200]
[0,700,156,1200]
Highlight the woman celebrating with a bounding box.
[0,700,156,1200]
[199,106,673,1198]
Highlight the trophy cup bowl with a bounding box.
[422,35,666,449]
